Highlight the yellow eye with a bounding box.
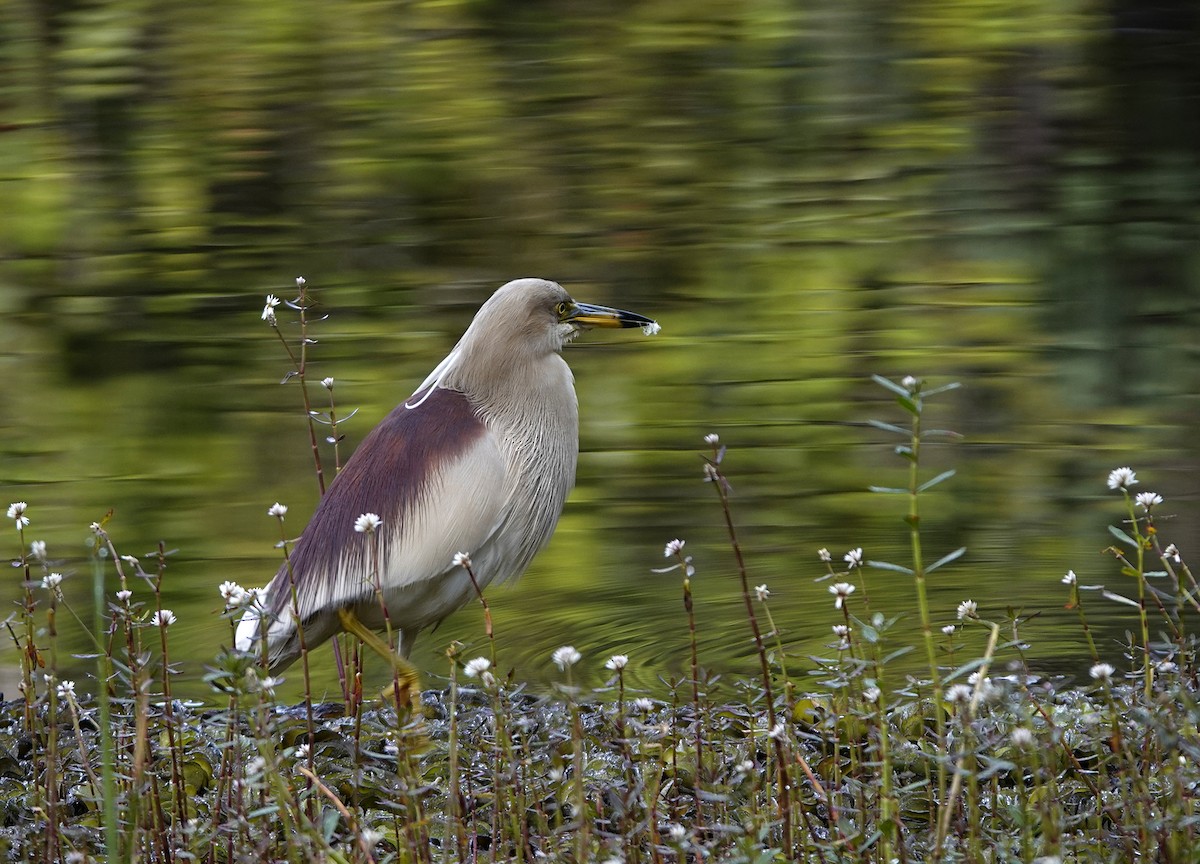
[556,301,571,317]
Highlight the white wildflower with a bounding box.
[843,547,864,569]
[219,581,247,607]
[664,538,685,557]
[633,697,654,713]
[1165,543,1181,563]
[766,721,785,740]
[968,672,995,699]
[862,687,881,703]
[116,589,132,602]
[667,823,687,842]
[41,572,64,592]
[360,828,383,847]
[29,540,46,560]
[1062,570,1077,586]
[295,742,311,760]
[901,375,919,391]
[956,599,978,620]
[354,512,382,533]
[1106,466,1137,490]
[832,624,849,637]
[818,547,832,562]
[1089,662,1115,682]
[642,321,661,336]
[946,684,973,703]
[56,680,76,701]
[754,584,770,602]
[463,657,491,679]
[1135,491,1163,511]
[552,645,581,670]
[452,551,471,567]
[6,502,29,529]
[321,377,334,390]
[1011,727,1034,748]
[829,582,855,609]
[605,654,628,671]
[267,502,288,518]
[703,433,719,445]
[941,624,956,636]
[261,294,281,323]
[155,609,177,627]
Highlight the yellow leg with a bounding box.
[337,608,420,707]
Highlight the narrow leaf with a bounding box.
[1107,524,1138,548]
[868,560,915,575]
[1101,590,1140,608]
[881,645,915,664]
[868,418,911,437]
[868,485,908,494]
[894,395,919,416]
[927,547,967,573]
[917,469,957,492]
[923,382,963,397]
[872,374,909,397]
[944,656,991,683]
[922,428,965,440]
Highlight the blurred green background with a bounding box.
[1,0,1198,701]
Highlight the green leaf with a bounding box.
[1108,524,1138,547]
[923,382,962,397]
[868,418,911,437]
[869,560,914,575]
[872,374,910,397]
[943,656,991,683]
[882,645,915,664]
[927,547,966,573]
[1102,590,1140,608]
[868,485,909,494]
[917,469,957,492]
[922,428,964,440]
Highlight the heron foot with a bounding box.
[336,608,421,709]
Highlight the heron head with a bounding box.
[461,278,657,359]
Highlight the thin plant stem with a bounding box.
[702,443,805,857]
[682,573,704,830]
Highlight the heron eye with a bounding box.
[556,301,571,317]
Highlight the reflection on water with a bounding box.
[1,3,1198,701]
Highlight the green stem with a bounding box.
[907,397,947,819]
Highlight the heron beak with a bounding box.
[566,301,658,330]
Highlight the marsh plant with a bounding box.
[4,289,1200,861]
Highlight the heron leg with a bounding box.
[336,608,420,707]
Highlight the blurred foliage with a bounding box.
[0,0,1199,695]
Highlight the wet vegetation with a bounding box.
[7,367,1200,862]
